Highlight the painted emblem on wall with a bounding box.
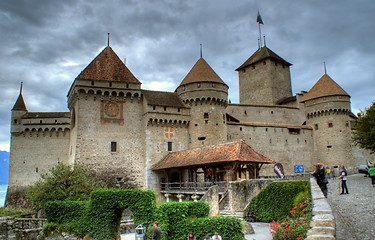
[101,101,124,125]
[104,102,120,117]
[165,127,174,139]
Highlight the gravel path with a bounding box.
[326,173,375,240]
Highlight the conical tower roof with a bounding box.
[301,74,350,102]
[76,46,141,84]
[236,46,292,71]
[178,58,227,87]
[12,85,27,111]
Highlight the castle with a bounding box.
[6,35,374,207]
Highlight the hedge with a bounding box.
[244,180,310,222]
[44,188,156,240]
[152,201,244,240]
[44,200,87,224]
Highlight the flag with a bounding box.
[256,10,264,25]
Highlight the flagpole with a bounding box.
[258,22,262,48]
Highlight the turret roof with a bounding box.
[177,58,227,87]
[12,93,27,111]
[301,74,350,102]
[236,46,292,71]
[76,46,141,84]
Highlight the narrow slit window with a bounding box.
[167,142,173,151]
[111,142,117,153]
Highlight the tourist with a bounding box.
[211,232,222,240]
[331,166,336,179]
[312,163,328,198]
[326,166,331,179]
[368,163,375,186]
[152,222,161,240]
[339,165,349,194]
[187,232,196,240]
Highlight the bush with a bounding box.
[26,163,98,211]
[0,207,31,217]
[244,181,309,222]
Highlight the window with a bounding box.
[288,128,300,135]
[167,142,173,151]
[252,65,255,70]
[328,122,333,128]
[244,110,247,115]
[40,120,43,124]
[153,106,156,110]
[91,81,94,86]
[36,167,38,173]
[265,128,268,132]
[14,119,18,124]
[198,137,206,141]
[204,113,209,119]
[126,83,129,88]
[315,124,319,130]
[111,142,117,153]
[178,108,180,112]
[164,107,167,111]
[109,82,112,87]
[240,127,242,131]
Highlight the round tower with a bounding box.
[301,74,352,167]
[176,57,228,148]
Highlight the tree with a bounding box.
[27,163,98,211]
[353,102,375,153]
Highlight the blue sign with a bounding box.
[294,165,304,173]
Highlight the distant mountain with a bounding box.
[0,151,10,184]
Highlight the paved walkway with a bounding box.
[326,173,375,240]
[121,222,272,240]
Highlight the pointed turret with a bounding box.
[12,83,27,112]
[178,57,227,88]
[76,46,141,84]
[176,57,228,148]
[301,74,350,102]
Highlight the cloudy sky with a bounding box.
[1,0,374,151]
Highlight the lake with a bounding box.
[0,185,7,207]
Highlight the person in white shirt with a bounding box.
[212,232,222,240]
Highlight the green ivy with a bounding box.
[244,180,310,222]
[44,188,156,240]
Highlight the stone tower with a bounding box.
[67,46,146,188]
[236,47,292,105]
[176,57,228,148]
[301,74,352,167]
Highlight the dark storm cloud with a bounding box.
[1,0,375,150]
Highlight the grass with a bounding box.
[0,207,31,217]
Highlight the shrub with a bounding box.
[271,192,312,240]
[244,180,309,222]
[26,163,98,211]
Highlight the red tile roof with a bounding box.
[152,140,275,170]
[301,74,350,102]
[76,47,141,84]
[236,46,292,71]
[178,58,226,87]
[12,93,27,111]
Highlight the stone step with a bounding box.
[219,211,243,219]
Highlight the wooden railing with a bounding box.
[161,181,228,193]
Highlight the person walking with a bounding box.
[339,165,349,194]
[312,163,328,198]
[368,163,375,186]
[326,166,331,179]
[152,222,161,240]
[187,232,196,240]
[211,232,222,240]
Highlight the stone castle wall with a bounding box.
[71,91,146,188]
[227,104,305,125]
[227,123,315,175]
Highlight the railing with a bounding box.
[161,181,228,193]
